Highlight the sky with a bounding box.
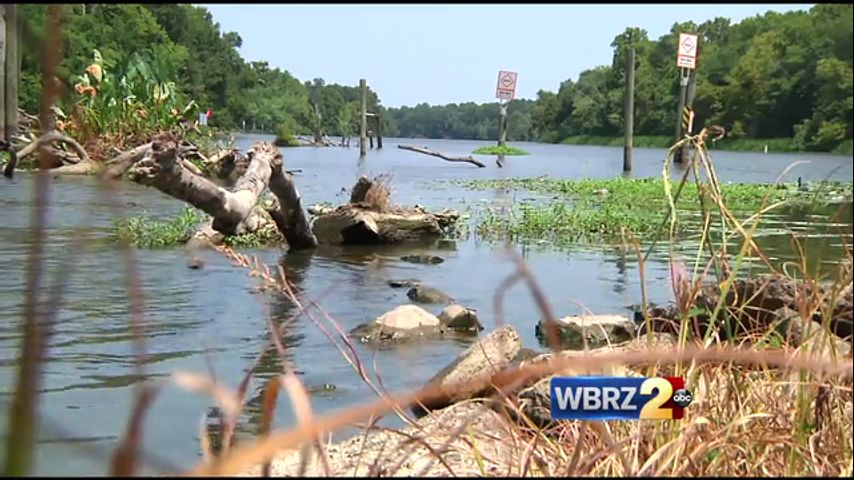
[203,3,812,108]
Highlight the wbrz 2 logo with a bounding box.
[550,376,692,420]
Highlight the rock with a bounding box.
[437,304,483,332]
[387,279,421,289]
[509,347,540,368]
[401,254,444,264]
[413,325,521,417]
[349,305,443,344]
[535,314,636,350]
[507,335,671,428]
[407,285,453,304]
[774,308,851,358]
[187,257,204,270]
[640,273,853,341]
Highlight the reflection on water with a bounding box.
[0,135,850,474]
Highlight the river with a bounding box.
[0,135,851,475]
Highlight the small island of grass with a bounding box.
[472,145,530,156]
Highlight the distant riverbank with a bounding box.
[559,135,854,155]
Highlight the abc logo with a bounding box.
[672,388,693,408]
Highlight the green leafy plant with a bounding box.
[471,145,530,155]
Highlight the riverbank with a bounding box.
[559,135,854,156]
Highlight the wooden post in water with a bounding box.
[376,112,383,149]
[623,47,635,173]
[0,6,7,140]
[679,72,698,164]
[359,79,367,157]
[497,100,508,147]
[674,69,690,163]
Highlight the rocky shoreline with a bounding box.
[234,270,852,476]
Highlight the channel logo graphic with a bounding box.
[550,376,693,420]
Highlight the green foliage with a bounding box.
[274,118,301,147]
[55,49,198,152]
[471,145,530,155]
[223,229,283,248]
[385,6,852,153]
[113,206,207,248]
[18,4,386,135]
[385,100,537,141]
[461,177,853,246]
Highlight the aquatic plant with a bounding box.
[472,145,530,155]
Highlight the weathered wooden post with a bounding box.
[623,47,635,173]
[376,112,383,149]
[679,73,697,164]
[497,101,508,147]
[1,4,19,157]
[359,79,367,157]
[0,6,7,140]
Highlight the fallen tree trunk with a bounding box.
[266,150,318,249]
[311,175,460,245]
[398,144,485,168]
[128,136,318,250]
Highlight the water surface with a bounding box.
[0,136,850,474]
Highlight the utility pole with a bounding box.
[623,47,635,173]
[359,78,367,157]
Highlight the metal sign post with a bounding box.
[674,33,699,164]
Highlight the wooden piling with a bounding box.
[376,113,383,149]
[497,101,508,147]
[674,71,689,163]
[679,72,698,164]
[0,7,7,140]
[623,47,635,173]
[359,79,367,157]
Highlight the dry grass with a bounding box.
[361,174,396,213]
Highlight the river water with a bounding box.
[0,135,851,475]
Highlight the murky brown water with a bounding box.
[0,135,851,474]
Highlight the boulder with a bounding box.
[350,305,443,344]
[535,314,636,350]
[413,325,521,416]
[437,304,483,332]
[774,308,851,359]
[507,334,673,428]
[407,285,453,304]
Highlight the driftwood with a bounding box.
[4,130,91,178]
[311,176,460,245]
[102,142,155,180]
[398,144,485,168]
[127,136,317,250]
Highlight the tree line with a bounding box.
[16,4,852,153]
[18,4,382,140]
[385,4,852,152]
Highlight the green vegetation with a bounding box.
[113,206,282,248]
[274,119,301,147]
[385,100,536,141]
[462,177,853,246]
[19,4,387,140]
[387,5,852,153]
[559,136,808,153]
[471,145,530,155]
[113,206,206,248]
